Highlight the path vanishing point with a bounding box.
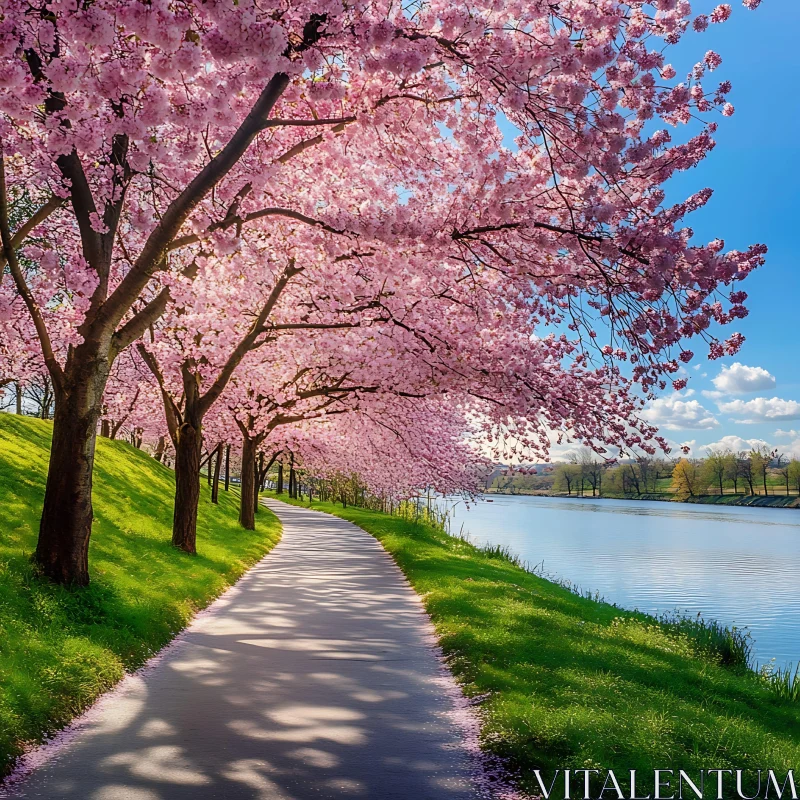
[7,500,479,800]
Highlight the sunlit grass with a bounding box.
[267,492,800,798]
[0,415,280,776]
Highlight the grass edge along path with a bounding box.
[264,493,800,799]
[0,415,281,778]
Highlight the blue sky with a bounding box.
[652,0,800,457]
[502,2,800,459]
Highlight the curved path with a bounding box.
[10,500,478,800]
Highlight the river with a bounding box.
[444,495,800,667]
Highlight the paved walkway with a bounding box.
[11,500,477,800]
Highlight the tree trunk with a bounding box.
[224,444,231,491]
[253,458,259,515]
[35,353,110,586]
[254,451,264,517]
[153,435,166,463]
[277,463,284,494]
[172,422,203,553]
[211,442,222,504]
[239,435,257,530]
[15,382,22,414]
[100,419,110,438]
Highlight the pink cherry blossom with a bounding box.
[0,0,765,583]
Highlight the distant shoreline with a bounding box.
[485,490,800,509]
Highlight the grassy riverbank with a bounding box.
[555,492,800,508]
[0,415,280,777]
[266,492,800,798]
[493,489,800,507]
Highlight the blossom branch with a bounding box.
[0,146,63,390]
[0,194,64,280]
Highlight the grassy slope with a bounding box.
[0,415,280,776]
[267,493,800,797]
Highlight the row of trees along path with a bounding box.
[0,0,765,584]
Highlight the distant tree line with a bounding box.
[551,447,800,499]
[670,447,800,499]
[552,451,673,498]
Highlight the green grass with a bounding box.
[267,492,800,798]
[0,414,280,777]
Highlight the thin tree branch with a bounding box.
[111,257,202,355]
[196,260,303,418]
[169,207,347,251]
[265,321,362,332]
[136,343,182,444]
[0,194,65,281]
[453,220,650,265]
[0,145,63,390]
[261,116,356,129]
[96,15,328,336]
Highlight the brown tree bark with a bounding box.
[253,455,260,516]
[224,444,231,491]
[1,43,329,586]
[15,383,22,414]
[100,419,110,438]
[277,462,284,494]
[35,349,110,585]
[172,421,203,553]
[239,434,257,530]
[211,442,222,504]
[153,435,166,463]
[254,451,264,516]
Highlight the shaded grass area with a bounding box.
[0,415,280,777]
[266,493,800,798]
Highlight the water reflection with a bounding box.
[446,496,800,666]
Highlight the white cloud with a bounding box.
[775,429,800,440]
[645,393,719,431]
[698,435,770,455]
[712,362,776,394]
[786,441,800,460]
[718,397,800,424]
[701,390,724,400]
[546,440,583,462]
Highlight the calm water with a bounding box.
[445,495,800,666]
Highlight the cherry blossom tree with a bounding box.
[0,0,763,584]
[224,351,428,533]
[134,245,401,548]
[268,400,488,502]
